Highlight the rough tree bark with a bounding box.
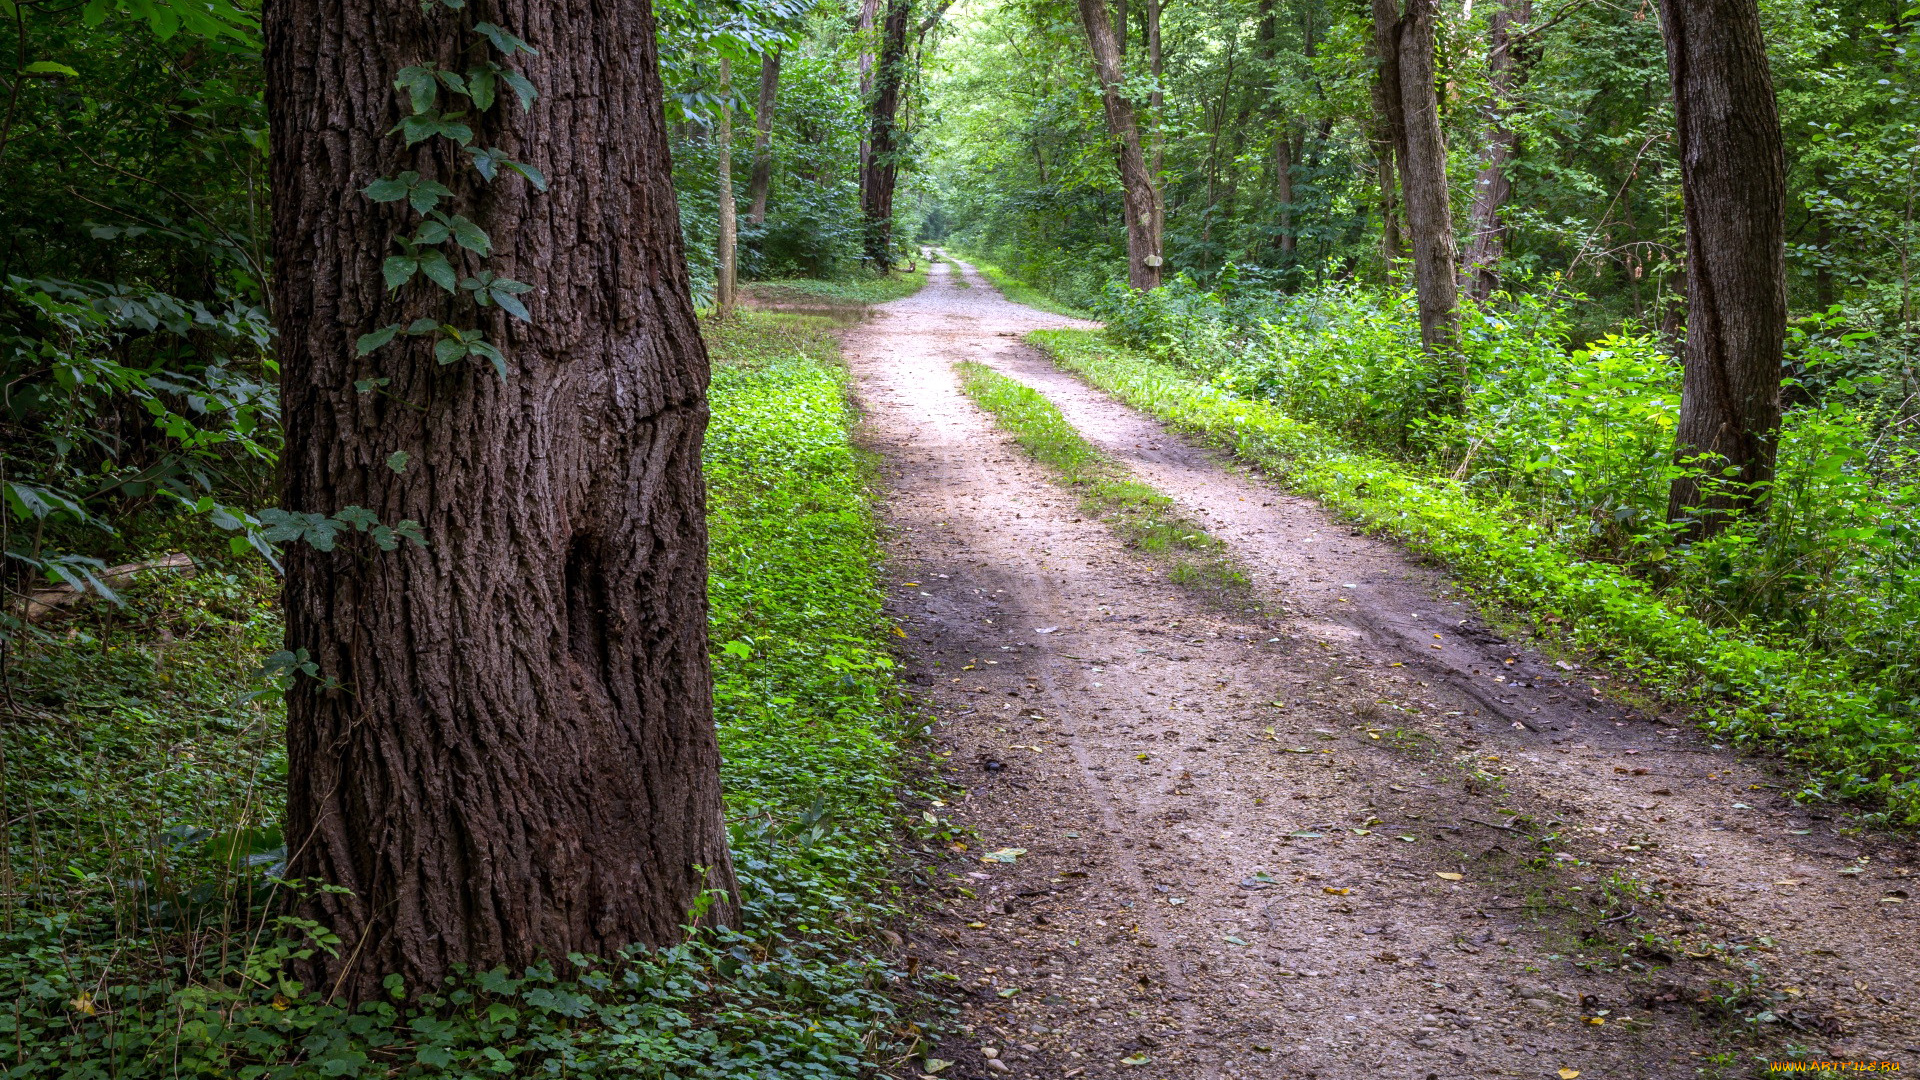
[1657,0,1787,537]
[716,58,737,316]
[745,51,781,225]
[1078,0,1162,290]
[861,0,910,268]
[1375,0,1458,351]
[1463,0,1531,300]
[1368,3,1406,277]
[856,0,881,200]
[265,0,736,1003]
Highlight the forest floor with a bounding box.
[842,257,1920,1079]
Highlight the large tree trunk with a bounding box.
[1078,0,1162,290]
[716,59,737,316]
[746,51,781,226]
[862,0,910,268]
[1463,0,1530,300]
[1375,0,1458,351]
[856,0,881,202]
[1658,0,1787,537]
[265,0,736,1003]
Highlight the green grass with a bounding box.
[955,359,1246,597]
[742,265,929,307]
[951,254,1093,319]
[0,309,938,1077]
[1028,327,1920,824]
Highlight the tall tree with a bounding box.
[1658,0,1787,536]
[862,0,912,267]
[1374,0,1458,350]
[1462,0,1531,300]
[746,51,782,225]
[717,58,738,315]
[1078,0,1163,289]
[266,0,736,1002]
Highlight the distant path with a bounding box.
[845,255,1918,1079]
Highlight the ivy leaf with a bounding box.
[407,179,453,214]
[386,451,411,474]
[507,160,548,191]
[417,250,458,292]
[332,506,380,531]
[393,111,473,147]
[363,171,418,202]
[257,508,342,551]
[413,219,451,246]
[447,215,491,256]
[382,255,420,290]
[406,318,440,334]
[395,65,438,114]
[354,377,391,393]
[465,66,497,111]
[467,339,509,381]
[473,21,538,56]
[499,68,537,110]
[434,337,465,365]
[436,69,468,96]
[356,324,402,355]
[393,520,428,547]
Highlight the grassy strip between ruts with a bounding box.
[0,309,940,1078]
[954,359,1247,599]
[1026,328,1920,825]
[947,254,1093,320]
[742,265,929,307]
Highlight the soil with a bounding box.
[841,257,1920,1079]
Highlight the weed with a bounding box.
[953,360,1249,600]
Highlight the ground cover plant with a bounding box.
[955,360,1243,593]
[0,311,934,1078]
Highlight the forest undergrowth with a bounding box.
[0,310,940,1078]
[1019,277,1920,825]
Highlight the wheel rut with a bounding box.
[844,257,1920,1080]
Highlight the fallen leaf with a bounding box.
[1587,1017,1605,1025]
[922,1060,952,1075]
[981,848,1027,864]
[1559,1070,1581,1079]
[1435,872,1463,881]
[1323,887,1351,895]
[1120,1054,1151,1066]
[1034,626,1059,634]
[1398,835,1418,842]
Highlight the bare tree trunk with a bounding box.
[1463,0,1529,300]
[1658,0,1787,537]
[1276,131,1296,256]
[746,51,781,226]
[1375,0,1458,351]
[716,59,737,315]
[862,0,910,268]
[1079,0,1163,289]
[1144,0,1166,252]
[1369,3,1406,278]
[856,0,881,200]
[266,0,735,1004]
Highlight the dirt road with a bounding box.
[842,257,1920,1079]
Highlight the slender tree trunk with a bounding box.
[1144,0,1166,251]
[1658,0,1787,537]
[1392,0,1458,351]
[862,0,910,268]
[265,0,735,1003]
[1079,0,1163,289]
[1463,0,1529,300]
[1276,131,1296,256]
[746,51,781,226]
[1369,2,1407,278]
[716,59,737,315]
[856,0,881,199]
